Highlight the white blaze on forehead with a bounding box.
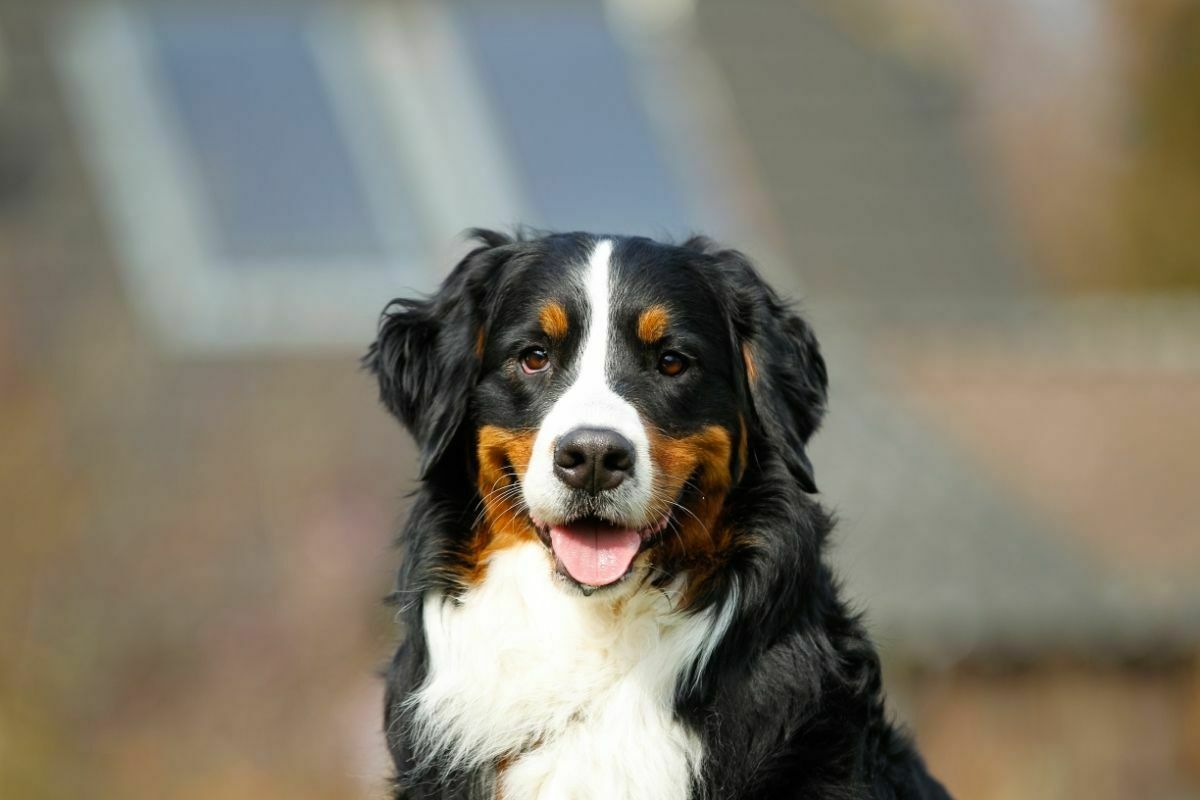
[522,239,654,527]
[579,239,613,389]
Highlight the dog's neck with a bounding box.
[409,541,724,800]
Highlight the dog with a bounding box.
[366,230,951,799]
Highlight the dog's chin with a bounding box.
[531,512,671,596]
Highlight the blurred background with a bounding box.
[2,0,1199,797]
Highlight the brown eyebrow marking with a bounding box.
[637,305,670,344]
[538,302,569,340]
[475,328,486,359]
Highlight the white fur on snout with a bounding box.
[523,239,655,529]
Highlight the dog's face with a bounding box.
[368,231,827,596]
[474,237,747,591]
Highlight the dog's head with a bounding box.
[367,230,826,595]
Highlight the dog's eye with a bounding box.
[658,351,688,377]
[519,346,550,374]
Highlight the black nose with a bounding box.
[553,428,635,494]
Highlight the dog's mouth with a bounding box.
[532,513,671,591]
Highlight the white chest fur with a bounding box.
[411,542,717,800]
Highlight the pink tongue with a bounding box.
[549,523,642,586]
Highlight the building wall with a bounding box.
[903,660,1200,799]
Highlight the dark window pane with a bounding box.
[148,9,402,262]
[455,1,691,236]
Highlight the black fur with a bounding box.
[367,230,952,799]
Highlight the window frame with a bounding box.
[56,1,773,352]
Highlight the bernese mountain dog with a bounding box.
[366,230,951,799]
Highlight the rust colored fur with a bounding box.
[538,302,570,340]
[467,425,538,584]
[647,425,736,599]
[636,305,670,344]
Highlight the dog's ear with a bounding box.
[698,242,828,492]
[364,229,513,478]
[744,304,827,492]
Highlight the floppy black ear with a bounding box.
[364,230,512,478]
[703,243,828,492]
[745,303,827,492]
